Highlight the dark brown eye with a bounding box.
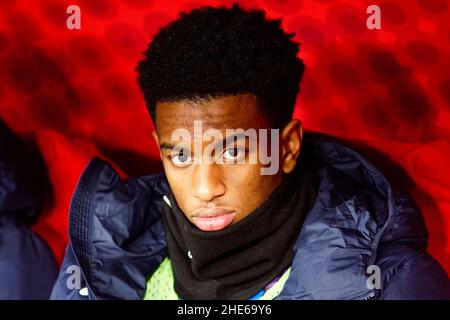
[170,150,192,166]
[223,147,245,161]
[179,152,189,162]
[229,148,238,157]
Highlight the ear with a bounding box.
[152,130,162,160]
[280,119,303,174]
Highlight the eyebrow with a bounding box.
[159,132,247,151]
[222,132,247,147]
[159,142,177,151]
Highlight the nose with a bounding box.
[192,163,226,202]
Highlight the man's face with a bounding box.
[153,93,297,232]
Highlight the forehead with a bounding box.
[155,93,269,137]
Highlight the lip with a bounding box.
[192,208,237,231]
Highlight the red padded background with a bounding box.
[0,0,449,272]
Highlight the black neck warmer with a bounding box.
[161,159,318,300]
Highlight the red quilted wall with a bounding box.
[0,0,449,273]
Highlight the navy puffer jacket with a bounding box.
[0,121,58,299]
[50,133,450,300]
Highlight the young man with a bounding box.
[51,4,449,300]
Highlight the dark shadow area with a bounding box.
[97,145,164,178]
[0,119,54,225]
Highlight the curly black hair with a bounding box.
[137,3,305,129]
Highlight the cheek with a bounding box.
[163,165,192,210]
[223,164,279,214]
[223,164,260,189]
